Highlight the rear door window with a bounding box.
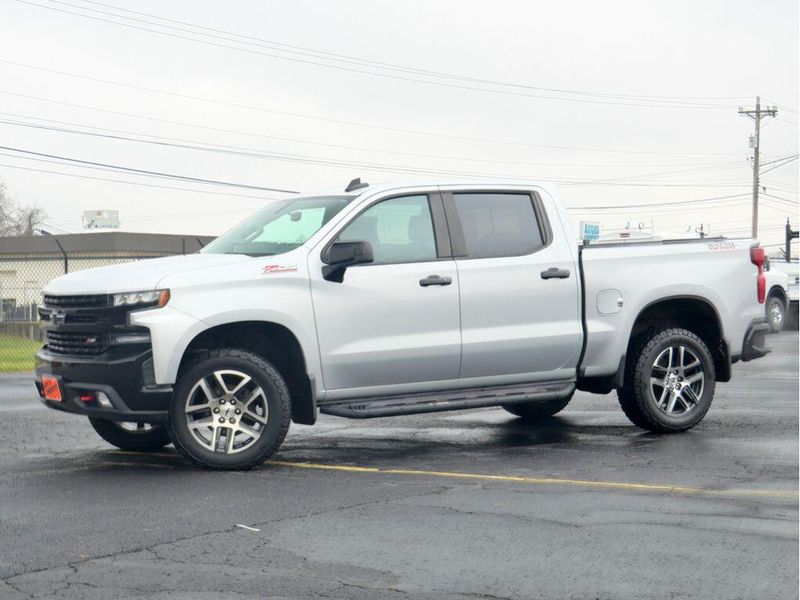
[452,192,545,259]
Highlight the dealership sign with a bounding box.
[580,221,601,241]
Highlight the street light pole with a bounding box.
[39,229,68,274]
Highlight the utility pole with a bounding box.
[695,223,707,239]
[739,97,777,239]
[786,219,798,262]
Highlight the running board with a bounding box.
[319,380,575,419]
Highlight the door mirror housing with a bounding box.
[322,240,374,282]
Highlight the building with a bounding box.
[0,232,214,338]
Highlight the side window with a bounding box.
[337,195,437,264]
[453,193,544,259]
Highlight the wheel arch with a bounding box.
[626,295,730,383]
[767,285,788,307]
[177,320,316,425]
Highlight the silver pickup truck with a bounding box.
[35,180,770,469]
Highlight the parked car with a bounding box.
[34,181,771,469]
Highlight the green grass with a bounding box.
[0,334,42,372]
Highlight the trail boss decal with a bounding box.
[262,264,298,274]
[707,241,736,252]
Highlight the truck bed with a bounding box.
[578,236,763,379]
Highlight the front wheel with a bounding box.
[88,418,171,451]
[617,328,716,433]
[766,296,786,333]
[168,348,291,470]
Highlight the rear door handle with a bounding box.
[419,275,452,287]
[540,267,571,280]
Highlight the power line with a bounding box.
[0,145,298,193]
[10,0,745,110]
[0,117,756,187]
[0,162,281,200]
[0,106,757,185]
[0,113,740,170]
[759,155,799,176]
[568,193,751,210]
[0,79,746,157]
[73,0,754,104]
[762,98,799,115]
[0,134,752,189]
[40,221,74,234]
[761,181,798,195]
[0,144,753,213]
[762,193,799,206]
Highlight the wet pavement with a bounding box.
[0,332,797,599]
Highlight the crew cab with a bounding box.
[35,180,770,469]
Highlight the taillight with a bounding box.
[750,246,766,304]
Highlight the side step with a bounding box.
[319,380,575,419]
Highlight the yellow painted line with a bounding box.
[267,460,799,500]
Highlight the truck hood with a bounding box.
[44,254,252,295]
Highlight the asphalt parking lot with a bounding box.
[0,332,797,600]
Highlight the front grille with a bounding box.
[64,314,99,324]
[46,331,110,356]
[44,294,110,309]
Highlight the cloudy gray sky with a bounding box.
[0,0,797,248]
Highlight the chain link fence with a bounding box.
[0,234,211,372]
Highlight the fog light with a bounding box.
[96,392,113,408]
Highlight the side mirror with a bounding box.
[322,240,374,282]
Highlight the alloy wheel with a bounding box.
[184,369,269,454]
[770,302,784,328]
[649,345,705,415]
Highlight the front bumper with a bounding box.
[740,319,771,362]
[35,348,171,423]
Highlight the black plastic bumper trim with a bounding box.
[35,348,171,422]
[741,319,771,362]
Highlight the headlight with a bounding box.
[112,289,170,308]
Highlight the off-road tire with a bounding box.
[88,418,171,452]
[617,328,716,433]
[502,393,574,420]
[168,348,291,470]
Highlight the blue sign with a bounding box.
[581,221,601,241]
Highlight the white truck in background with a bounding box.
[34,180,771,469]
[766,258,799,330]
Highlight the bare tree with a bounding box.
[0,180,16,236]
[0,178,47,236]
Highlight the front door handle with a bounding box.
[419,275,452,287]
[540,267,571,280]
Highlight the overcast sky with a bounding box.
[0,0,797,248]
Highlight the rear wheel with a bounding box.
[766,295,786,333]
[502,394,573,421]
[168,348,291,470]
[88,418,171,452]
[617,328,715,433]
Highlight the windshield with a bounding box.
[201,195,354,256]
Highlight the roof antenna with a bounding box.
[345,177,369,192]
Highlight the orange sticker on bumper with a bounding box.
[41,376,62,401]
